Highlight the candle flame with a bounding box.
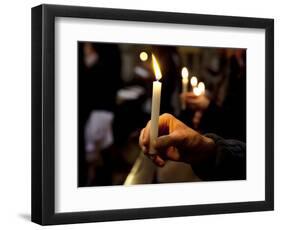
[181,67,189,79]
[190,76,198,87]
[193,87,201,96]
[140,51,148,62]
[152,54,162,81]
[198,82,205,94]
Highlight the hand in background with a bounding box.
[181,92,210,111]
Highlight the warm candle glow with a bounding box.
[139,51,148,62]
[191,76,198,87]
[152,54,162,80]
[193,87,201,96]
[198,82,205,94]
[193,82,205,96]
[181,67,189,80]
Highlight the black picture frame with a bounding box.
[31,4,274,225]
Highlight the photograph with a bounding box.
[77,42,246,187]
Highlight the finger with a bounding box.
[142,121,151,145]
[139,129,147,153]
[154,133,177,151]
[165,146,181,161]
[156,144,180,162]
[152,155,165,167]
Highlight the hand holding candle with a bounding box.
[190,76,205,97]
[181,80,208,111]
[182,82,210,111]
[149,54,162,154]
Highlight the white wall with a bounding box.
[0,0,279,229]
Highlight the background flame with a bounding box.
[198,82,205,93]
[191,76,198,87]
[181,67,189,79]
[152,54,162,80]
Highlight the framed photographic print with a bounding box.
[31,4,274,225]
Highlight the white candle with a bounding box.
[181,67,189,110]
[150,54,162,154]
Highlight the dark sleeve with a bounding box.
[191,134,246,181]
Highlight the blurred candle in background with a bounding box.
[193,82,205,96]
[190,76,198,90]
[193,86,201,96]
[181,67,189,110]
[139,51,148,62]
[198,82,205,95]
[149,54,162,154]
